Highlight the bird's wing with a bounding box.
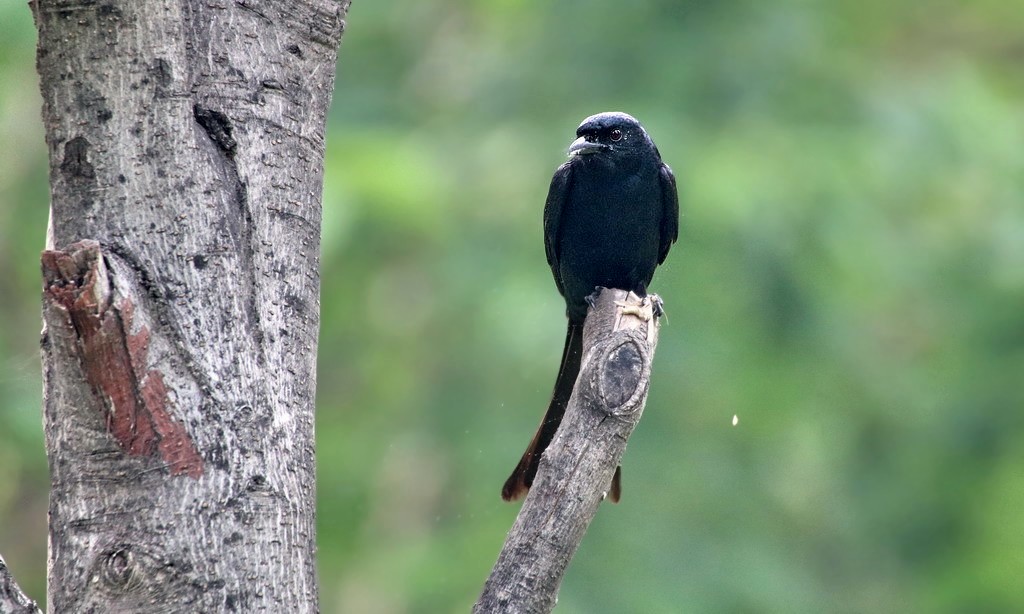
[543,161,574,293]
[657,162,679,265]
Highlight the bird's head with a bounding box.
[567,111,654,159]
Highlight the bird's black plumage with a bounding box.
[502,112,679,502]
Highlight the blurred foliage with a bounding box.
[2,0,1023,612]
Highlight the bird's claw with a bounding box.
[614,300,651,321]
[613,294,663,338]
[651,295,665,318]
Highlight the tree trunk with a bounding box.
[29,0,347,610]
[475,289,662,613]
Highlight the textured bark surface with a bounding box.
[30,0,347,610]
[475,289,662,614]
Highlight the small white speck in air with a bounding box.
[732,414,739,426]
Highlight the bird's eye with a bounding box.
[609,129,623,142]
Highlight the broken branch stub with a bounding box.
[475,288,662,614]
[41,240,203,477]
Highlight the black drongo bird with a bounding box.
[501,111,679,502]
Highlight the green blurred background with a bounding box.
[3,1,1023,611]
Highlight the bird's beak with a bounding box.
[567,136,608,156]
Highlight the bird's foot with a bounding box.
[614,294,653,321]
[615,301,649,319]
[614,293,662,338]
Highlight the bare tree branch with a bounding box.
[0,554,42,614]
[475,288,662,614]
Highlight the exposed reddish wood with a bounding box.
[124,301,204,477]
[41,242,203,478]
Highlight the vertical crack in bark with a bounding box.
[193,104,267,365]
[192,106,237,158]
[42,241,204,477]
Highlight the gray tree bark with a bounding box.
[475,289,663,614]
[15,0,348,610]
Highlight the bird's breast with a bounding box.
[555,162,663,309]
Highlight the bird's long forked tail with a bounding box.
[501,320,622,502]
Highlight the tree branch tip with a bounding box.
[0,553,42,614]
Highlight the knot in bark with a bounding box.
[596,336,648,415]
[100,546,139,592]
